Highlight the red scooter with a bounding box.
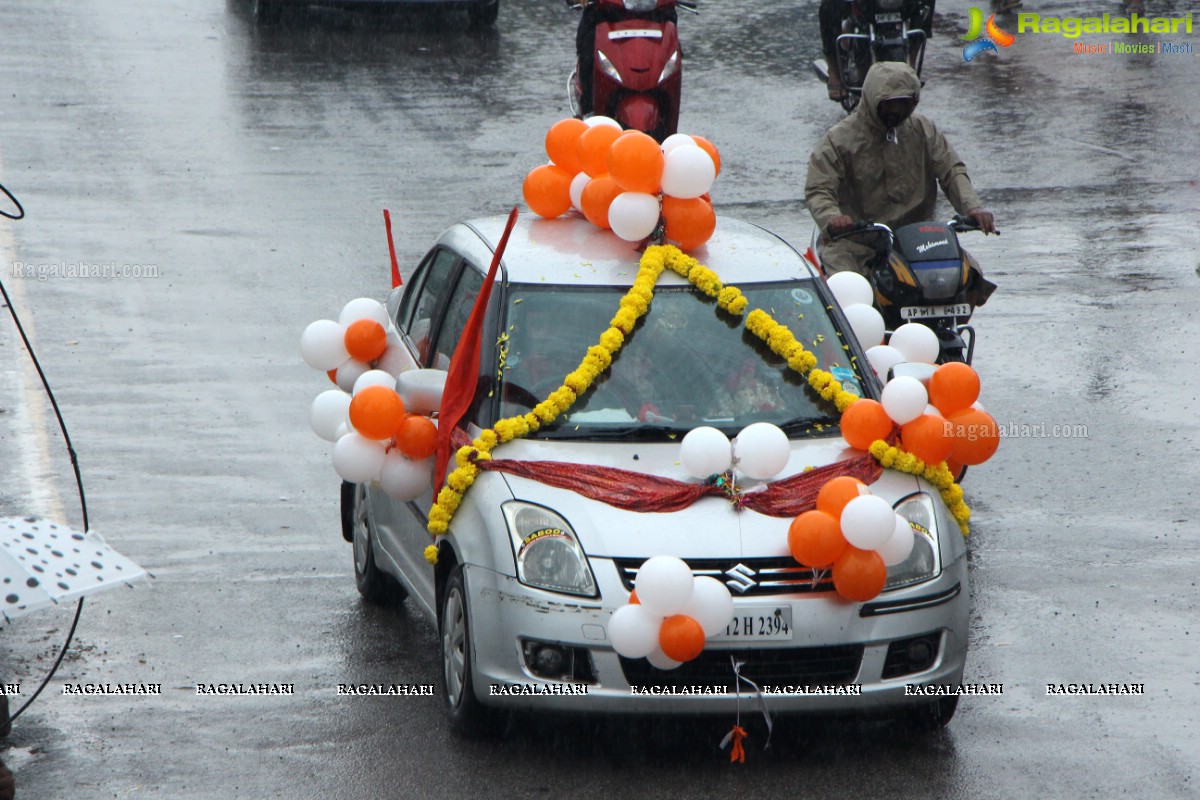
[567,0,695,142]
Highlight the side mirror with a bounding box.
[397,368,448,416]
[888,361,936,386]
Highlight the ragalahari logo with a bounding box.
[961,8,1016,61]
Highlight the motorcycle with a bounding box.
[812,0,931,113]
[566,0,696,142]
[813,216,997,364]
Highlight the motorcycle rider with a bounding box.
[570,0,679,117]
[819,0,935,101]
[805,62,996,301]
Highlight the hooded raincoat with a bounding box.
[805,62,983,275]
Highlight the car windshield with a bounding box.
[495,280,867,440]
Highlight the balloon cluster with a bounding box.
[523,117,722,250]
[788,476,915,602]
[300,299,439,500]
[679,422,790,481]
[608,556,734,669]
[826,272,885,350]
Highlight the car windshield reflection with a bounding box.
[496,281,865,439]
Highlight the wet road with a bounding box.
[0,0,1197,797]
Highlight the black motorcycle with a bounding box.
[819,216,997,363]
[812,0,932,113]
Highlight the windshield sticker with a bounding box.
[791,288,814,305]
[830,366,861,397]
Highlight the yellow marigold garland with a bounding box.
[423,243,971,565]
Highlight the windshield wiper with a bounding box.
[778,416,839,434]
[537,424,687,441]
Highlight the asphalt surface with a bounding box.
[0,0,1198,797]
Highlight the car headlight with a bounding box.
[503,502,598,598]
[657,50,680,84]
[597,50,623,85]
[885,493,941,590]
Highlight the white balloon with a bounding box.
[661,145,716,199]
[334,422,349,440]
[843,303,885,348]
[310,389,352,442]
[379,451,433,501]
[879,514,916,566]
[634,556,695,617]
[733,422,790,481]
[646,647,682,670]
[300,319,349,371]
[889,323,940,364]
[880,375,928,425]
[679,426,732,478]
[335,359,371,393]
[683,576,734,637]
[840,495,897,551]
[585,115,622,130]
[660,133,696,155]
[338,297,390,327]
[374,344,411,377]
[827,271,874,307]
[608,604,662,659]
[332,433,387,483]
[646,647,683,670]
[608,192,662,242]
[569,171,591,212]
[352,369,399,395]
[866,345,906,380]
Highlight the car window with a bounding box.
[428,264,485,371]
[496,280,867,439]
[401,247,460,365]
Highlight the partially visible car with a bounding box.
[344,213,969,734]
[250,0,499,27]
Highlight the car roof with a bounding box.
[436,212,821,287]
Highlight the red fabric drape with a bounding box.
[476,454,881,517]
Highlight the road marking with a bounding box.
[0,156,67,522]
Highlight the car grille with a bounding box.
[619,644,863,690]
[612,556,835,597]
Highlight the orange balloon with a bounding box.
[946,408,1000,465]
[607,130,664,194]
[344,319,388,363]
[661,195,716,250]
[659,614,705,662]
[349,385,406,441]
[840,399,894,451]
[327,369,338,385]
[900,413,954,464]
[523,164,573,219]
[396,414,438,460]
[629,589,639,605]
[545,118,588,174]
[692,135,721,177]
[946,457,966,482]
[577,124,625,178]
[788,510,848,569]
[832,546,887,602]
[816,476,868,519]
[929,362,981,416]
[580,175,622,229]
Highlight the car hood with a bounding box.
[481,435,919,560]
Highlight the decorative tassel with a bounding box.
[727,725,748,764]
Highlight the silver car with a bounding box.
[342,213,969,734]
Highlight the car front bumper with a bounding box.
[463,554,969,715]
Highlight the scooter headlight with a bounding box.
[622,0,658,12]
[596,50,623,85]
[658,49,680,84]
[503,502,598,598]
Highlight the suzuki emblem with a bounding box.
[724,563,757,594]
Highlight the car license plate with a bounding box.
[711,606,793,642]
[875,12,903,22]
[900,303,971,320]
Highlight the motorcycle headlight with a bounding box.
[885,493,941,590]
[596,50,623,85]
[504,502,598,598]
[658,49,680,84]
[876,0,905,11]
[623,0,658,12]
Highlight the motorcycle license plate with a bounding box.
[711,606,793,642]
[875,12,903,22]
[900,304,971,320]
